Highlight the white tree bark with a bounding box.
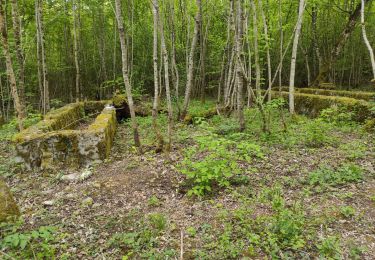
[361,0,375,79]
[180,0,201,120]
[36,0,49,114]
[235,0,245,131]
[289,0,306,114]
[0,0,24,130]
[259,0,272,101]
[115,0,141,147]
[73,0,80,101]
[151,0,164,151]
[156,1,174,151]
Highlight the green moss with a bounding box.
[14,102,117,169]
[88,108,117,158]
[295,88,375,101]
[272,91,374,122]
[0,179,20,223]
[319,82,336,89]
[113,94,127,107]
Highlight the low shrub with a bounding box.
[178,132,263,197]
[308,164,363,191]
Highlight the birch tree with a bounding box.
[156,1,173,151]
[35,0,49,114]
[10,0,25,112]
[289,0,306,114]
[151,0,164,151]
[235,0,245,131]
[361,0,375,80]
[180,0,201,120]
[0,0,25,130]
[73,0,80,101]
[115,0,141,148]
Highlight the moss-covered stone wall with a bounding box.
[14,102,116,169]
[278,87,375,101]
[272,91,374,122]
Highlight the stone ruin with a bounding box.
[13,101,117,169]
[319,82,336,89]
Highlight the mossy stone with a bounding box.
[0,179,20,223]
[271,91,374,122]
[113,94,127,107]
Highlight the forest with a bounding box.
[0,0,375,259]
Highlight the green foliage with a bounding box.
[320,106,355,126]
[303,119,334,148]
[0,113,42,141]
[317,236,342,259]
[0,220,59,259]
[308,164,364,191]
[108,214,176,259]
[148,213,167,232]
[339,141,367,160]
[148,195,161,207]
[340,206,356,218]
[178,132,263,197]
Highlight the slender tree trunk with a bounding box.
[235,0,245,131]
[361,0,375,79]
[259,0,272,101]
[98,2,107,95]
[300,44,311,86]
[251,0,261,97]
[156,0,173,151]
[151,0,164,152]
[115,0,141,148]
[278,0,283,90]
[0,0,24,130]
[169,0,180,117]
[35,0,43,111]
[289,0,305,114]
[10,0,26,114]
[73,0,80,101]
[180,0,201,120]
[36,0,49,114]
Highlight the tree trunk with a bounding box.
[10,0,26,114]
[235,0,245,131]
[73,0,80,102]
[251,0,261,97]
[361,0,375,79]
[169,0,180,117]
[180,0,201,120]
[35,0,43,111]
[278,0,283,90]
[289,0,305,114]
[0,0,24,130]
[151,0,164,152]
[313,0,371,85]
[156,0,173,151]
[36,0,49,114]
[115,0,141,148]
[259,0,272,101]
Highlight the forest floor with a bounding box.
[0,102,375,259]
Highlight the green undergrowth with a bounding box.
[0,219,68,259]
[178,128,264,196]
[107,212,176,259]
[307,163,364,193]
